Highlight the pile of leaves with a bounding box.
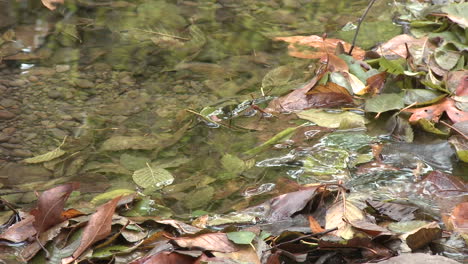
[0,172,465,263]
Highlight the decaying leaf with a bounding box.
[405,98,468,123]
[63,196,121,263]
[275,35,365,60]
[100,136,161,151]
[171,232,238,253]
[297,109,366,129]
[30,182,79,235]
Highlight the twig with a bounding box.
[265,227,338,252]
[441,120,468,140]
[348,0,378,55]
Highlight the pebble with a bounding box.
[0,133,9,142]
[10,149,33,157]
[0,98,17,108]
[49,128,68,139]
[2,127,16,135]
[55,64,71,73]
[28,75,39,82]
[47,90,63,99]
[0,143,23,149]
[8,79,27,87]
[74,79,94,89]
[0,110,16,119]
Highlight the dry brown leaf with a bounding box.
[275,35,365,60]
[62,196,121,263]
[30,182,79,235]
[376,34,429,58]
[41,0,64,10]
[364,72,387,95]
[171,232,238,253]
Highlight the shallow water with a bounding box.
[0,0,465,221]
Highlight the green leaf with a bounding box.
[132,164,174,189]
[297,109,366,129]
[92,245,132,259]
[442,3,468,28]
[24,147,66,164]
[365,93,404,113]
[262,66,293,88]
[100,136,161,151]
[221,153,245,175]
[120,153,151,171]
[243,126,298,156]
[379,58,405,75]
[418,119,449,136]
[90,189,136,205]
[404,89,444,106]
[184,186,214,209]
[434,46,460,71]
[227,231,256,245]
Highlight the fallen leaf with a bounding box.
[442,3,468,28]
[366,200,418,221]
[0,214,35,243]
[365,93,405,113]
[130,251,196,264]
[305,81,354,108]
[364,72,387,95]
[30,182,79,235]
[418,170,467,197]
[41,0,64,10]
[325,200,366,239]
[63,196,121,263]
[448,202,468,234]
[275,35,365,60]
[376,34,429,58]
[405,98,468,123]
[266,186,320,222]
[171,232,238,253]
[377,253,460,264]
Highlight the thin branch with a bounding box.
[348,0,378,56]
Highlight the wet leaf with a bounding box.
[364,72,387,95]
[221,153,245,175]
[448,202,468,235]
[171,232,238,253]
[261,66,294,90]
[366,200,418,221]
[243,126,298,156]
[297,109,366,129]
[120,153,151,171]
[448,135,468,162]
[64,197,121,263]
[227,231,256,245]
[23,147,66,164]
[391,221,441,250]
[184,186,214,209]
[275,35,365,60]
[365,93,404,113]
[100,136,161,151]
[442,3,468,28]
[377,253,460,264]
[303,147,349,175]
[418,170,467,197]
[305,81,354,108]
[405,98,468,123]
[0,214,35,243]
[417,118,449,136]
[342,72,365,94]
[403,89,444,106]
[379,57,405,75]
[132,164,174,189]
[265,186,320,222]
[90,189,136,205]
[30,182,79,235]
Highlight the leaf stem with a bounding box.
[348,0,378,56]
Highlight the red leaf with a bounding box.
[404,98,468,124]
[305,81,354,108]
[30,182,79,235]
[449,202,468,234]
[171,233,238,253]
[376,34,430,58]
[62,196,121,263]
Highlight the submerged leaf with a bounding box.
[227,231,256,245]
[132,164,174,189]
[297,109,366,128]
[24,148,66,164]
[100,136,160,151]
